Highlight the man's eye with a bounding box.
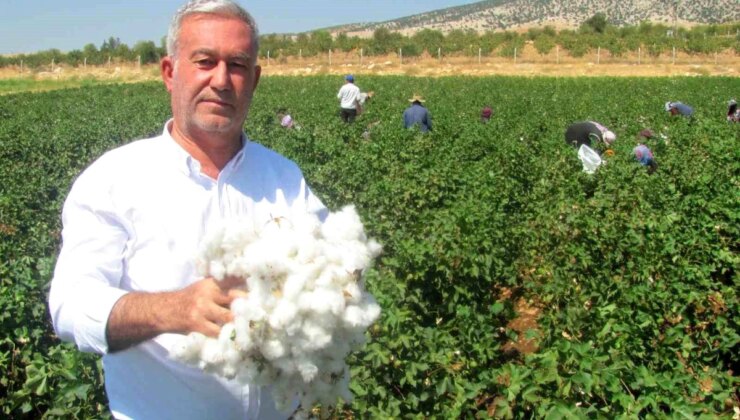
[195,59,215,67]
[230,62,247,68]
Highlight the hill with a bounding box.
[323,0,740,36]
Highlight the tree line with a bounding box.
[2,18,738,70]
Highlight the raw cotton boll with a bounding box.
[273,357,298,376]
[309,288,346,316]
[342,297,380,330]
[268,300,298,330]
[261,339,287,361]
[367,239,383,258]
[296,359,319,383]
[220,222,256,253]
[200,339,225,366]
[175,205,383,413]
[282,273,309,301]
[342,282,363,304]
[218,323,237,346]
[293,234,321,264]
[233,298,267,322]
[209,260,227,281]
[233,321,254,352]
[321,205,365,242]
[337,243,371,272]
[291,211,322,237]
[301,320,333,351]
[170,332,207,363]
[230,298,249,318]
[246,275,272,302]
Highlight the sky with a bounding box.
[1,0,479,54]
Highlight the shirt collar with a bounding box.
[161,119,249,178]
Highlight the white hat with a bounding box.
[603,131,616,145]
[664,102,673,112]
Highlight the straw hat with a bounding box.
[408,94,425,103]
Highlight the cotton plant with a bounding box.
[171,205,382,415]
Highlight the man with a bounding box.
[564,121,616,148]
[633,144,658,174]
[481,106,493,123]
[403,94,432,132]
[727,99,739,122]
[665,101,694,117]
[356,90,374,115]
[337,74,360,122]
[48,1,325,419]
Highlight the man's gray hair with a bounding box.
[167,0,260,57]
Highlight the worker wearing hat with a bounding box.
[337,74,361,123]
[727,99,739,122]
[403,94,432,132]
[564,121,616,148]
[665,101,694,117]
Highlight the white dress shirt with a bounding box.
[49,120,326,420]
[337,83,360,110]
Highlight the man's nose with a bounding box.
[210,61,232,91]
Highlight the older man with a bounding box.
[48,1,325,418]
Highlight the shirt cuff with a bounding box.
[73,286,129,355]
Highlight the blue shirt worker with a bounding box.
[403,94,432,132]
[665,101,694,117]
[633,144,658,173]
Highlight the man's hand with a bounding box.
[106,276,247,352]
[171,276,247,337]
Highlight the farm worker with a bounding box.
[48,1,326,419]
[638,128,655,139]
[403,94,432,132]
[337,74,361,122]
[281,114,294,127]
[356,90,374,115]
[727,99,739,122]
[277,110,297,129]
[564,121,616,148]
[633,144,658,173]
[481,106,493,123]
[358,91,374,106]
[665,101,694,117]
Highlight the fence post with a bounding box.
[597,46,600,64]
[84,57,87,69]
[137,55,141,69]
[672,47,675,64]
[556,45,559,64]
[329,49,332,66]
[478,47,481,64]
[51,58,55,72]
[108,56,111,67]
[438,47,441,62]
[299,49,302,60]
[399,48,402,65]
[638,47,641,65]
[514,47,517,63]
[20,60,23,73]
[267,50,270,66]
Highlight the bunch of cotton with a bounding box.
[171,205,382,414]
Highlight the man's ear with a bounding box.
[252,64,262,91]
[161,56,174,93]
